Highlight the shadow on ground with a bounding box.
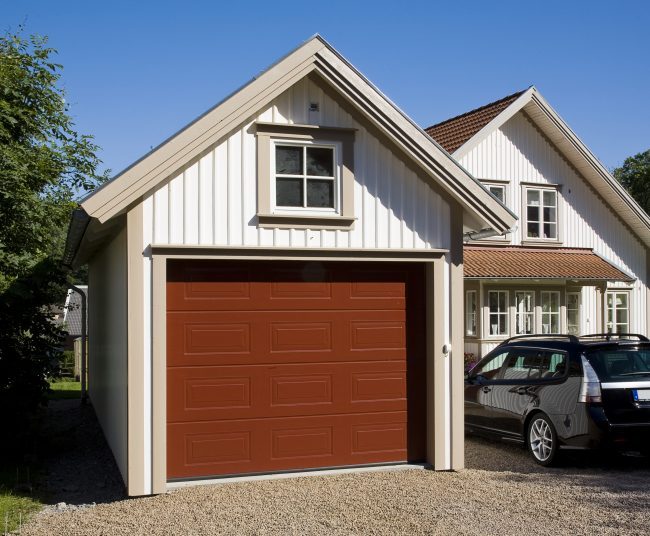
[37,399,125,506]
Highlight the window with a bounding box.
[606,291,629,333]
[465,291,477,336]
[488,185,506,204]
[472,351,509,380]
[274,142,338,210]
[567,292,581,335]
[525,187,557,240]
[515,291,534,335]
[541,291,560,334]
[488,290,509,336]
[502,350,567,381]
[254,123,355,229]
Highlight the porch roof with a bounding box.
[464,246,634,282]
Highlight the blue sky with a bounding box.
[5,0,650,176]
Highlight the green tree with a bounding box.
[613,149,650,216]
[0,30,106,454]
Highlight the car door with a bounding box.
[465,348,510,430]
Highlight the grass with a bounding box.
[0,469,42,533]
[48,379,81,400]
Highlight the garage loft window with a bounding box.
[254,122,356,229]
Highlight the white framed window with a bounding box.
[606,291,629,333]
[272,141,341,213]
[465,291,477,336]
[541,291,561,334]
[525,187,558,240]
[567,292,581,335]
[515,291,534,335]
[488,290,509,336]
[488,184,506,204]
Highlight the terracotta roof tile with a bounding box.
[425,90,526,153]
[464,246,633,281]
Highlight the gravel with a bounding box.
[22,404,650,536]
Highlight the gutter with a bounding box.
[62,208,91,269]
[464,226,516,242]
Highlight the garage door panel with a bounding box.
[167,260,426,480]
[167,412,409,479]
[168,311,406,367]
[168,361,409,422]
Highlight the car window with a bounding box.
[473,351,509,380]
[502,349,567,381]
[586,348,650,381]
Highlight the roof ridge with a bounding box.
[425,88,528,131]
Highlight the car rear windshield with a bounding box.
[585,347,650,381]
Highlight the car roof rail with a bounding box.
[579,333,649,342]
[497,334,580,347]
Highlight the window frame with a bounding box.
[255,122,356,229]
[522,184,561,244]
[465,290,478,337]
[271,139,341,214]
[566,291,581,335]
[477,181,510,243]
[605,290,630,334]
[514,291,535,335]
[540,290,561,334]
[488,290,509,337]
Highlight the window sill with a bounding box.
[520,239,563,247]
[257,213,356,230]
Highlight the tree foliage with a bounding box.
[0,30,106,454]
[613,149,650,216]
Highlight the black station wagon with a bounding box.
[465,334,650,465]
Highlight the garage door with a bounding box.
[167,260,426,480]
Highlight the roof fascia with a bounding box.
[452,87,536,159]
[82,37,326,224]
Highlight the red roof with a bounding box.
[464,246,633,281]
[425,90,526,153]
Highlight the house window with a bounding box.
[254,123,355,229]
[515,291,534,335]
[465,291,477,336]
[488,290,509,336]
[274,142,339,211]
[488,185,505,204]
[606,291,629,333]
[567,292,581,335]
[541,291,561,334]
[526,187,557,240]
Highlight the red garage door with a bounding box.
[167,260,426,480]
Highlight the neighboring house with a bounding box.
[426,87,650,359]
[60,286,89,350]
[62,36,515,496]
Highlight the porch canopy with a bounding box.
[464,246,634,282]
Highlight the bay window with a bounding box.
[515,291,534,335]
[488,290,509,336]
[606,291,629,333]
[541,291,561,334]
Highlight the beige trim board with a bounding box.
[257,214,356,230]
[151,255,167,494]
[127,203,146,496]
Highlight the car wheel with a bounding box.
[527,414,559,466]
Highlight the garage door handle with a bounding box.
[482,386,492,393]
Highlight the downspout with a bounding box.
[69,285,88,405]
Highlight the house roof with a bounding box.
[426,86,650,249]
[464,246,634,282]
[425,90,526,153]
[64,36,517,268]
[62,286,88,336]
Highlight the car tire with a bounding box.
[527,414,559,466]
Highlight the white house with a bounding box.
[426,87,650,359]
[63,36,515,496]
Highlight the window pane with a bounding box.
[474,351,509,380]
[527,190,540,206]
[276,178,303,207]
[306,179,334,208]
[543,207,556,223]
[489,186,504,202]
[543,223,556,239]
[306,147,334,176]
[543,190,556,207]
[276,146,303,175]
[527,222,539,238]
[550,314,559,334]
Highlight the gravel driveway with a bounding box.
[23,403,650,536]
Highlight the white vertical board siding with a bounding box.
[145,77,450,252]
[459,111,646,333]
